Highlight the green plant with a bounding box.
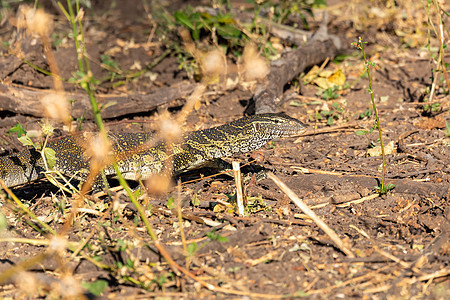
[317,102,344,125]
[316,86,340,101]
[100,54,121,81]
[58,0,171,274]
[8,123,57,171]
[184,229,229,263]
[245,0,327,27]
[423,102,441,113]
[375,183,395,194]
[0,2,186,294]
[81,279,108,296]
[174,6,245,46]
[8,121,81,194]
[359,108,373,119]
[352,37,394,194]
[8,123,27,138]
[206,229,229,242]
[166,196,175,209]
[51,32,65,48]
[355,123,377,136]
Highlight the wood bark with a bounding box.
[0,81,199,119]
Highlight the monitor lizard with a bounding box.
[0,113,306,189]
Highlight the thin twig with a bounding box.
[267,172,354,257]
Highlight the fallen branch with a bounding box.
[253,38,338,114]
[0,81,199,119]
[252,13,340,114]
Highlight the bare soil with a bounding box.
[0,0,449,299]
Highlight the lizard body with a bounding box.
[0,113,306,188]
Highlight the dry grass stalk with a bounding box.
[176,180,188,256]
[267,172,354,257]
[308,264,393,294]
[232,161,245,216]
[363,268,450,294]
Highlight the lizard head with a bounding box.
[183,113,307,159]
[244,113,307,138]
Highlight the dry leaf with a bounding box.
[416,116,446,130]
[367,141,395,157]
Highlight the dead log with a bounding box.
[0,81,199,119]
[1,7,339,119]
[252,12,340,114]
[252,38,338,114]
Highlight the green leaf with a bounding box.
[206,230,229,242]
[293,290,309,297]
[289,100,302,107]
[187,242,197,255]
[174,11,194,30]
[81,279,108,296]
[385,183,396,191]
[68,71,87,83]
[315,111,322,120]
[375,183,396,194]
[93,255,103,262]
[167,197,175,209]
[126,257,135,268]
[191,194,200,207]
[216,235,229,242]
[43,147,57,169]
[8,123,27,138]
[355,130,367,136]
[333,53,349,63]
[18,136,34,147]
[216,13,234,24]
[217,24,242,39]
[326,116,334,125]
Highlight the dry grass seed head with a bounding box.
[200,49,227,84]
[48,235,68,255]
[145,173,173,196]
[40,93,71,124]
[53,276,83,298]
[155,111,183,143]
[85,132,112,171]
[19,5,54,38]
[14,272,41,297]
[239,43,269,82]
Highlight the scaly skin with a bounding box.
[0,113,306,188]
